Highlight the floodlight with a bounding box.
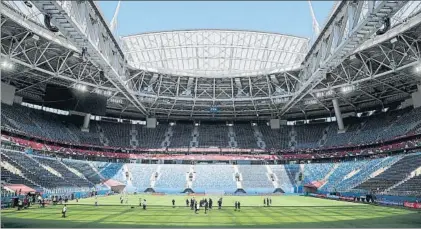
[415,64,421,73]
[1,60,14,70]
[390,37,398,44]
[304,99,317,105]
[316,92,324,98]
[341,85,355,94]
[104,90,112,97]
[325,90,334,96]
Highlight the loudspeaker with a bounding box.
[146,117,157,128]
[270,119,280,129]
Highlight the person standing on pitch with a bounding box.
[209,198,213,209]
[194,200,199,214]
[266,198,270,207]
[269,198,272,206]
[186,199,189,207]
[234,201,238,211]
[263,198,266,207]
[204,200,209,214]
[190,198,194,210]
[62,205,67,218]
[237,201,241,211]
[172,199,175,208]
[143,199,147,210]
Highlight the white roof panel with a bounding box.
[122,30,309,77]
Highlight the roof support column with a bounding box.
[332,98,344,131]
[81,113,91,132]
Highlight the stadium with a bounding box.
[1,0,421,228]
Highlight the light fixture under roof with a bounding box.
[390,37,398,44]
[0,60,14,70]
[341,85,356,94]
[74,84,87,92]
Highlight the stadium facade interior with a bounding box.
[1,0,421,227]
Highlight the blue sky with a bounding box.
[98,1,335,38]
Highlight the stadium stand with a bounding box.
[302,163,334,184]
[3,104,421,150]
[389,173,421,197]
[232,124,258,149]
[320,160,367,192]
[355,153,421,192]
[193,164,237,192]
[197,123,229,148]
[34,156,92,187]
[238,165,274,190]
[126,164,157,191]
[169,123,194,148]
[2,148,421,196]
[100,122,131,147]
[269,165,296,193]
[295,123,325,149]
[1,150,84,189]
[259,124,290,149]
[62,159,104,184]
[99,163,125,182]
[154,165,190,192]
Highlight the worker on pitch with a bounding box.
[62,205,67,218]
[142,199,147,210]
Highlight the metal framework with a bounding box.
[1,1,421,121]
[121,30,308,78]
[29,0,149,115]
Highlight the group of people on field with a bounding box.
[263,197,272,207]
[185,197,215,214]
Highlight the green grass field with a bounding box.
[2,195,420,228]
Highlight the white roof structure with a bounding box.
[1,1,421,120]
[121,30,309,77]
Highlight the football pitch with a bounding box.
[1,195,420,228]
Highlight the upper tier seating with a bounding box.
[2,104,421,150]
[233,124,258,148]
[259,125,290,149]
[198,124,229,148]
[136,124,168,148]
[169,123,193,148]
[295,124,325,149]
[100,122,131,147]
